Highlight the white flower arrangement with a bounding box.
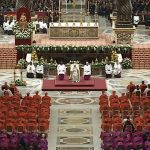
[13,21,34,39]
[122,58,132,69]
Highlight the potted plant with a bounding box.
[122,58,132,69]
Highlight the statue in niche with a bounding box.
[19,13,28,31]
[116,0,133,27]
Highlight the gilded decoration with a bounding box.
[49,27,98,38]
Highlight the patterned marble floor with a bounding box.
[0,69,150,150]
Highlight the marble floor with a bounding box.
[0,69,150,150]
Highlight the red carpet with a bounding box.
[55,77,94,86]
[42,78,107,91]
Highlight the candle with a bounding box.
[66,0,67,13]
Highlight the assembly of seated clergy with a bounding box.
[1,0,150,149]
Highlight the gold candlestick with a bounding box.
[58,0,61,26]
[80,0,83,26]
[14,68,16,82]
[94,1,97,26]
[73,0,76,26]
[51,12,54,26]
[51,1,54,26]
[59,11,61,26]
[80,12,83,26]
[87,0,90,26]
[66,12,68,26]
[87,0,89,15]
[20,65,23,82]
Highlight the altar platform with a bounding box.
[42,77,107,91]
[49,22,99,38]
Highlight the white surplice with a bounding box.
[57,64,66,75]
[27,64,35,73]
[105,64,112,75]
[84,65,91,75]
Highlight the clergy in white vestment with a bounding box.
[72,64,80,82]
[36,63,44,78]
[39,19,43,31]
[3,20,9,33]
[114,61,122,78]
[41,22,47,33]
[57,62,66,80]
[69,61,80,80]
[27,62,35,78]
[83,62,91,80]
[7,20,14,35]
[133,15,140,27]
[105,61,112,78]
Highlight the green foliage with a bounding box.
[14,79,26,86]
[16,45,132,53]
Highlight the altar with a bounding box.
[49,22,99,38]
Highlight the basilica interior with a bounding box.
[0,0,150,150]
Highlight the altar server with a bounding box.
[7,18,15,35]
[83,62,91,80]
[27,62,35,78]
[3,18,9,33]
[36,63,44,78]
[114,61,122,78]
[133,14,140,27]
[41,20,47,33]
[105,61,112,78]
[57,62,66,80]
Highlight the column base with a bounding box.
[113,27,135,44]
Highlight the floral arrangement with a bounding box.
[16,45,132,54]
[122,58,132,69]
[13,22,34,39]
[15,79,26,86]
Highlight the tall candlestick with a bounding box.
[59,0,61,12]
[14,68,16,82]
[52,1,53,12]
[88,0,89,13]
[66,0,67,13]
[81,0,82,12]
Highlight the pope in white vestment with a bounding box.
[83,62,91,80]
[57,63,66,80]
[105,62,112,78]
[36,64,44,78]
[72,64,80,82]
[114,62,122,78]
[27,62,35,78]
[69,61,80,80]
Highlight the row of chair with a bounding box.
[99,91,150,132]
[0,92,51,132]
